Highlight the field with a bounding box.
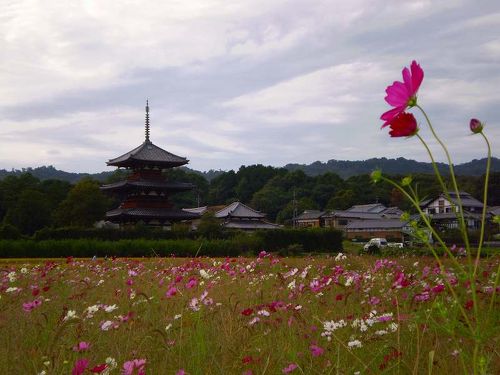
[1,253,499,374]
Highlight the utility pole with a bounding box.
[293,189,297,228]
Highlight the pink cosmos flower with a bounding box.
[166,286,177,298]
[369,296,380,305]
[122,359,146,375]
[282,363,298,374]
[310,344,324,357]
[73,341,91,352]
[387,112,418,137]
[72,358,89,375]
[176,370,186,375]
[381,60,424,127]
[185,277,198,289]
[22,299,42,312]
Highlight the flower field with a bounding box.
[1,253,498,374]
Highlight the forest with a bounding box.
[0,164,498,237]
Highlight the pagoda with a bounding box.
[101,101,200,227]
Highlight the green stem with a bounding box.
[415,104,471,253]
[474,132,491,278]
[380,176,474,333]
[416,133,449,197]
[415,104,479,326]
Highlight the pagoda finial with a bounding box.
[145,99,150,142]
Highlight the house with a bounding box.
[344,218,411,241]
[421,192,485,230]
[293,210,326,228]
[184,202,280,231]
[322,204,403,230]
[215,202,280,230]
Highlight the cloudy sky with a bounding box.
[1,0,499,173]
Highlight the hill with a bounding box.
[0,157,497,183]
[284,157,499,178]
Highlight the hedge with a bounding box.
[0,228,343,258]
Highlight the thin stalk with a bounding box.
[381,176,473,332]
[415,105,479,330]
[415,104,471,253]
[473,132,491,278]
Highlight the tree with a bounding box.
[4,189,51,235]
[197,212,222,239]
[326,189,356,210]
[54,178,112,227]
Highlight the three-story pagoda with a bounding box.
[101,101,199,227]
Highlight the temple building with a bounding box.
[101,101,199,227]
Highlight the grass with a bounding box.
[0,253,498,374]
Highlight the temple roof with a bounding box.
[107,102,189,169]
[215,201,266,219]
[107,141,188,168]
[105,207,199,221]
[101,179,194,192]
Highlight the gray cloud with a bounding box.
[0,0,498,173]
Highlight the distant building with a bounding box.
[184,202,280,231]
[421,191,485,230]
[344,219,411,241]
[101,102,199,227]
[294,210,325,228]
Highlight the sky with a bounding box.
[0,0,499,173]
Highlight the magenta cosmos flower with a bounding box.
[387,112,418,137]
[381,60,424,127]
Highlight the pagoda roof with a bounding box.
[101,179,194,192]
[215,201,266,219]
[105,207,199,221]
[107,140,188,168]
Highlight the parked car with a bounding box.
[363,238,388,253]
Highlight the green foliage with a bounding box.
[0,223,22,240]
[255,228,343,253]
[4,189,52,235]
[196,212,223,239]
[54,178,112,227]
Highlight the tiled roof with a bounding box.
[183,206,208,215]
[295,210,325,220]
[346,203,387,213]
[106,208,199,220]
[224,219,281,229]
[345,219,408,230]
[215,202,265,219]
[325,210,382,220]
[101,180,194,192]
[107,141,188,168]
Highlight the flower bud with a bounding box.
[401,176,412,186]
[469,118,484,134]
[371,169,382,183]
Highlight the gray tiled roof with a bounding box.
[215,202,266,219]
[107,141,188,168]
[295,210,325,220]
[224,219,281,229]
[325,210,382,220]
[345,219,408,230]
[101,180,194,192]
[106,208,199,220]
[346,203,387,213]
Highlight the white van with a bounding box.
[363,238,388,251]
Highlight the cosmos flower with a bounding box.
[72,359,89,375]
[310,344,324,357]
[381,60,424,127]
[387,112,418,137]
[282,363,298,373]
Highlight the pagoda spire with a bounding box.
[145,100,150,142]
